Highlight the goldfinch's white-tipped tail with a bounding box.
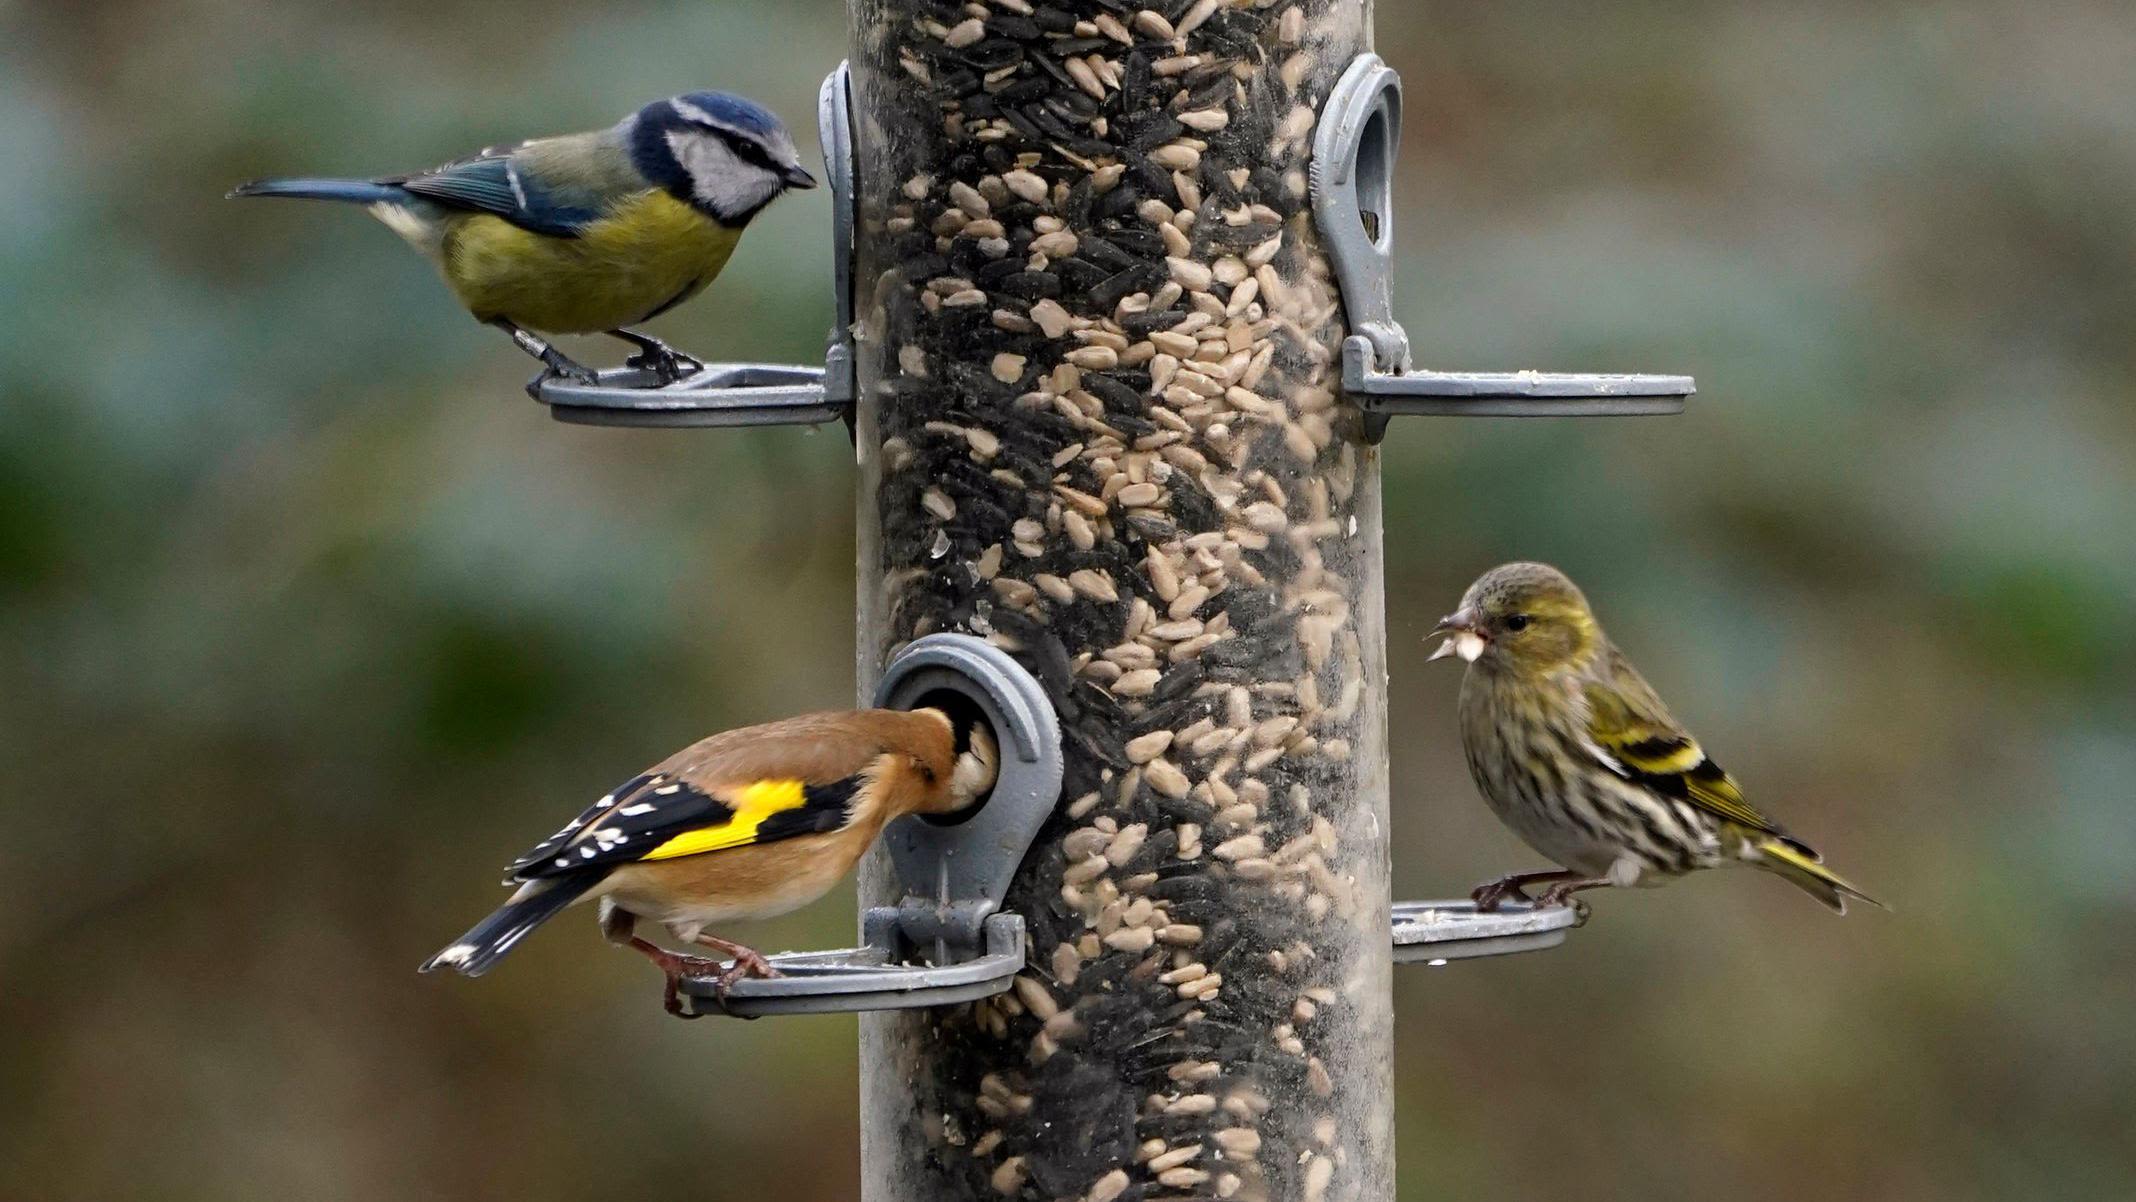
[419,875,599,977]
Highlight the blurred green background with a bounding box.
[3,2,2131,1199]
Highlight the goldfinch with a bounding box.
[230,91,816,383]
[421,706,999,1017]
[1429,562,1881,914]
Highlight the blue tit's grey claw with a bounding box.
[642,349,704,385]
[610,328,703,385]
[495,318,597,387]
[545,355,600,386]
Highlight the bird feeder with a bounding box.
[498,6,1695,1196]
[675,634,1064,1019]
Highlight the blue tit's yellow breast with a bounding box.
[439,192,742,335]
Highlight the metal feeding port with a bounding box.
[531,65,860,431]
[675,634,1063,1018]
[1310,54,1697,442]
[535,362,848,429]
[1391,899,1580,966]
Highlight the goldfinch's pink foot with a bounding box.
[694,934,781,995]
[623,935,725,1019]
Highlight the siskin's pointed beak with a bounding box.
[1426,607,1487,663]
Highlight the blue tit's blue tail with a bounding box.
[227,177,407,205]
[419,873,602,977]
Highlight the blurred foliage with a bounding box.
[2,2,2131,1200]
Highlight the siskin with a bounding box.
[1429,562,1881,914]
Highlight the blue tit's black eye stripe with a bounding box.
[713,132,782,174]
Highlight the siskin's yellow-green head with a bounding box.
[1428,562,1601,676]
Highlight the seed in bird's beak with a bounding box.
[782,165,819,189]
[1426,609,1488,663]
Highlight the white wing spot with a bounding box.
[619,803,656,817]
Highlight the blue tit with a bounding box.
[231,91,817,383]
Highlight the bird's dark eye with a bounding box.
[1504,614,1530,632]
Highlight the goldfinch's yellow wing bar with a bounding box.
[1310,54,1696,442]
[506,773,857,880]
[636,779,831,860]
[528,66,858,433]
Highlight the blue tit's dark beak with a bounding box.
[781,164,818,189]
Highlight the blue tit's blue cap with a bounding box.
[666,91,790,139]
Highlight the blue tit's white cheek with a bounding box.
[665,129,780,223]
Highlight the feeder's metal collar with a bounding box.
[1311,54,1697,441]
[531,64,860,432]
[677,634,1063,1018]
[1391,899,1580,964]
[872,634,1065,920]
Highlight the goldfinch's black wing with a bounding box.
[505,768,862,882]
[1582,651,1815,854]
[502,771,658,878]
[393,144,603,239]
